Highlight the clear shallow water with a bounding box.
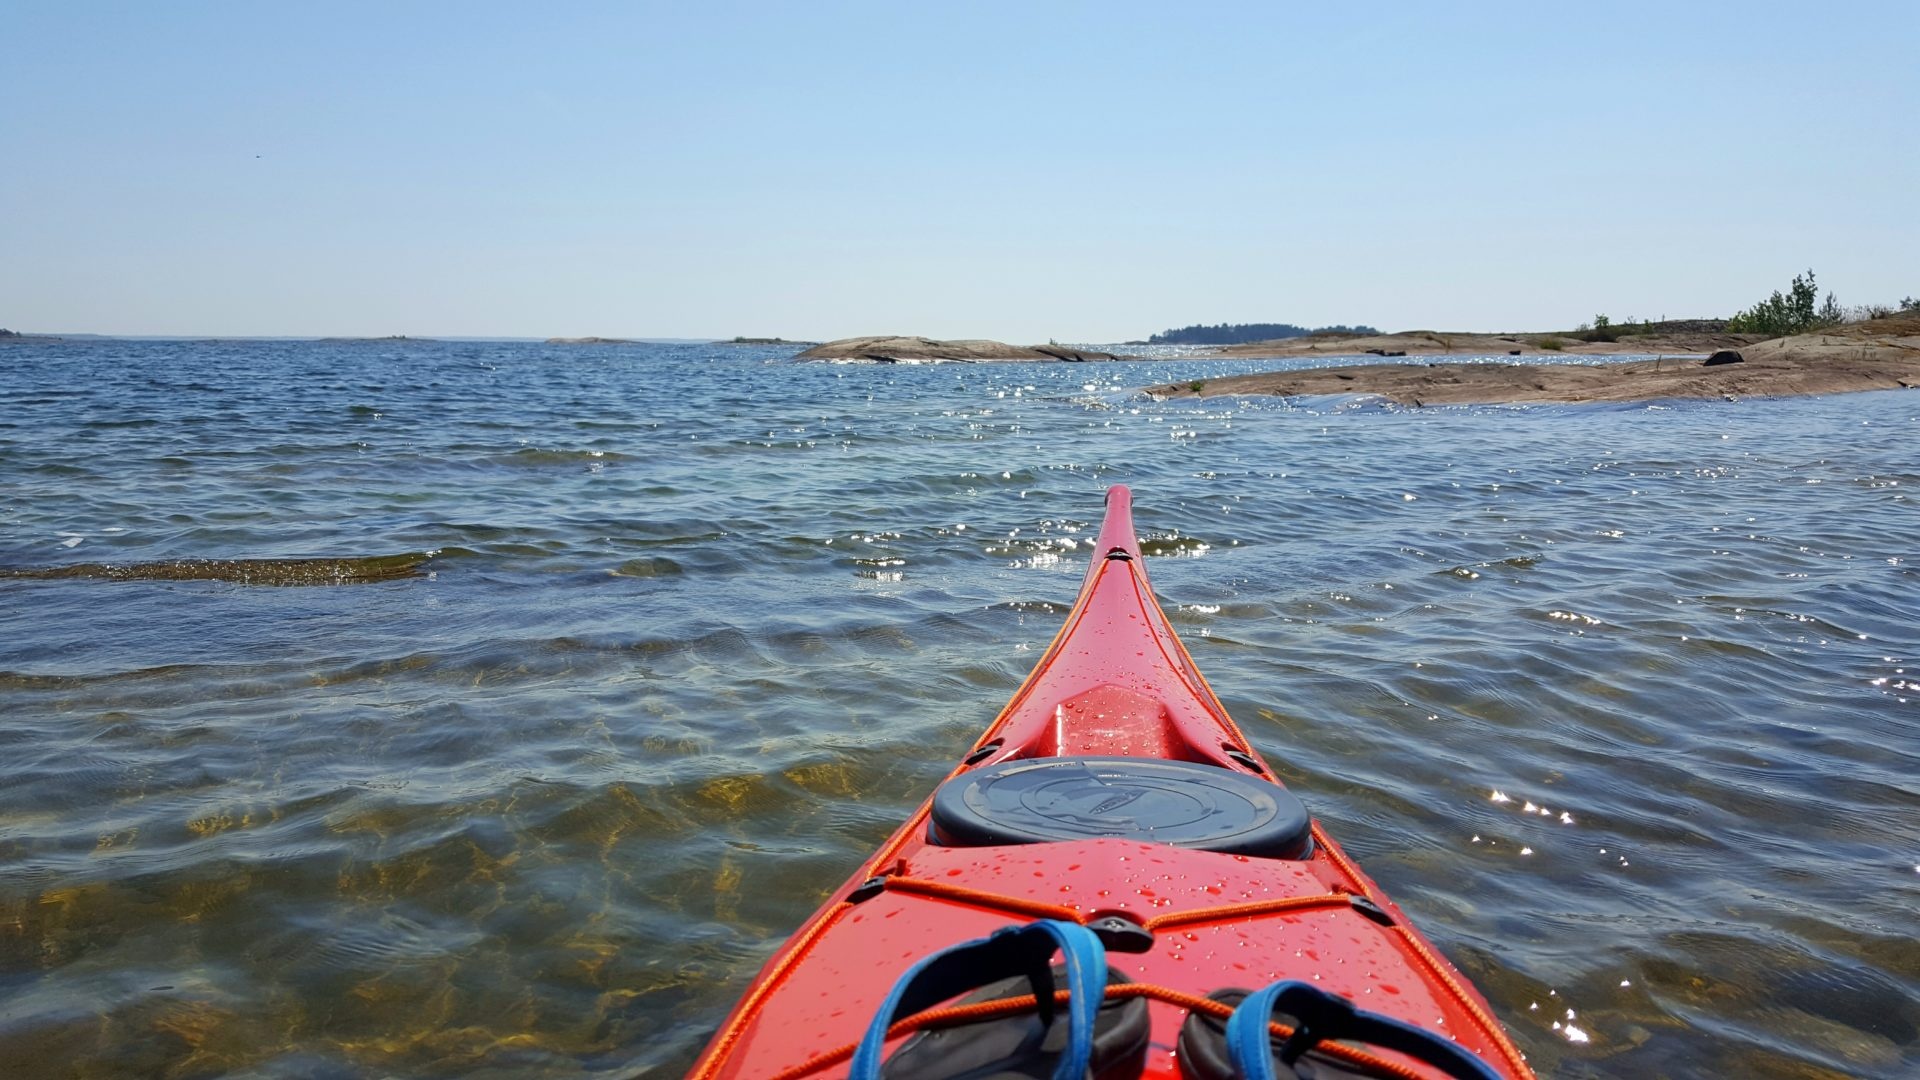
[2,340,1916,1079]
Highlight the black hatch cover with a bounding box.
[928,755,1312,859]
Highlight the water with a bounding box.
[2,340,1916,1078]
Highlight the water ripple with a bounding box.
[2,340,1917,1076]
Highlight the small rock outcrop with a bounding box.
[795,336,1121,363]
[1703,350,1745,366]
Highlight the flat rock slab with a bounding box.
[1149,347,1920,406]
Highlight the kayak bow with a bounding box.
[689,486,1533,1080]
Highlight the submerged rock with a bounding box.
[2,553,434,585]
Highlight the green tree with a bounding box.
[1578,313,1620,343]
[1726,269,1844,336]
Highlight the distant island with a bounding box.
[1146,322,1380,346]
[796,336,1121,363]
[0,328,62,343]
[720,336,819,346]
[546,336,635,345]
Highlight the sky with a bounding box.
[2,1,1915,342]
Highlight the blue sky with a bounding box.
[2,1,1914,340]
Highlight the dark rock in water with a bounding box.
[1704,350,1745,366]
[1,553,434,586]
[1031,345,1118,362]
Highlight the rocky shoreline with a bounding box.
[1148,316,1920,406]
[1212,325,1761,359]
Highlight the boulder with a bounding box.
[1703,350,1745,367]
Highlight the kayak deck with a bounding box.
[688,487,1532,1079]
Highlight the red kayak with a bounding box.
[688,486,1534,1080]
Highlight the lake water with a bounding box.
[2,339,1915,1078]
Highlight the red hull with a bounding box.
[689,486,1533,1079]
